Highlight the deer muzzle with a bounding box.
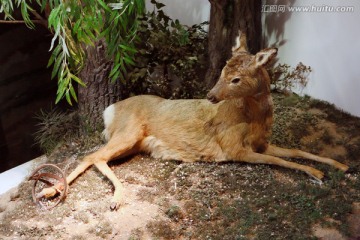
[207,81,225,104]
[207,92,220,104]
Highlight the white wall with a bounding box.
[263,0,360,117]
[146,0,360,117]
[145,0,210,27]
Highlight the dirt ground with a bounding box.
[0,94,359,240]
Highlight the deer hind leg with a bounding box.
[265,145,349,172]
[234,151,325,181]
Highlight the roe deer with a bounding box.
[38,32,348,210]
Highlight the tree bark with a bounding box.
[205,0,262,88]
[78,40,123,131]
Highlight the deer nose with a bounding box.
[207,93,219,104]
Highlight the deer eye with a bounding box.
[231,77,241,84]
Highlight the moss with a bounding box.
[71,235,87,240]
[320,129,334,145]
[345,138,360,163]
[0,221,14,237]
[309,98,357,125]
[128,228,144,240]
[147,220,177,240]
[16,225,55,239]
[352,174,360,191]
[165,205,183,222]
[281,94,302,107]
[137,188,157,203]
[74,211,90,224]
[88,219,112,238]
[150,160,180,182]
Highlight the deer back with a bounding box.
[104,33,278,162]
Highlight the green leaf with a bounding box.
[96,0,111,12]
[114,52,121,64]
[73,20,82,34]
[47,45,62,67]
[69,85,78,102]
[55,79,66,104]
[51,54,64,79]
[109,63,121,78]
[71,74,86,87]
[111,69,122,83]
[84,28,96,42]
[48,5,61,29]
[20,1,35,29]
[40,0,47,11]
[120,62,127,75]
[55,91,64,104]
[65,90,72,105]
[124,56,135,66]
[119,44,137,53]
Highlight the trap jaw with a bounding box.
[29,164,68,210]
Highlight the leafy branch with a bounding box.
[124,0,209,99]
[0,0,36,28]
[269,62,312,94]
[0,0,145,105]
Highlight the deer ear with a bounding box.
[232,31,248,53]
[255,48,278,68]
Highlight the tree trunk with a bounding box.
[78,40,123,131]
[205,0,262,88]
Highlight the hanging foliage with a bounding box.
[0,0,145,105]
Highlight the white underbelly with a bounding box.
[140,136,226,162]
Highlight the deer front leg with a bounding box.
[265,145,349,172]
[238,151,325,181]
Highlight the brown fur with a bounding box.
[39,33,348,210]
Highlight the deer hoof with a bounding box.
[110,202,120,211]
[307,169,324,185]
[306,167,324,181]
[338,163,349,172]
[36,186,58,199]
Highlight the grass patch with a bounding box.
[147,220,177,240]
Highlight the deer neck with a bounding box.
[243,89,273,123]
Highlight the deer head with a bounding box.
[207,32,277,103]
